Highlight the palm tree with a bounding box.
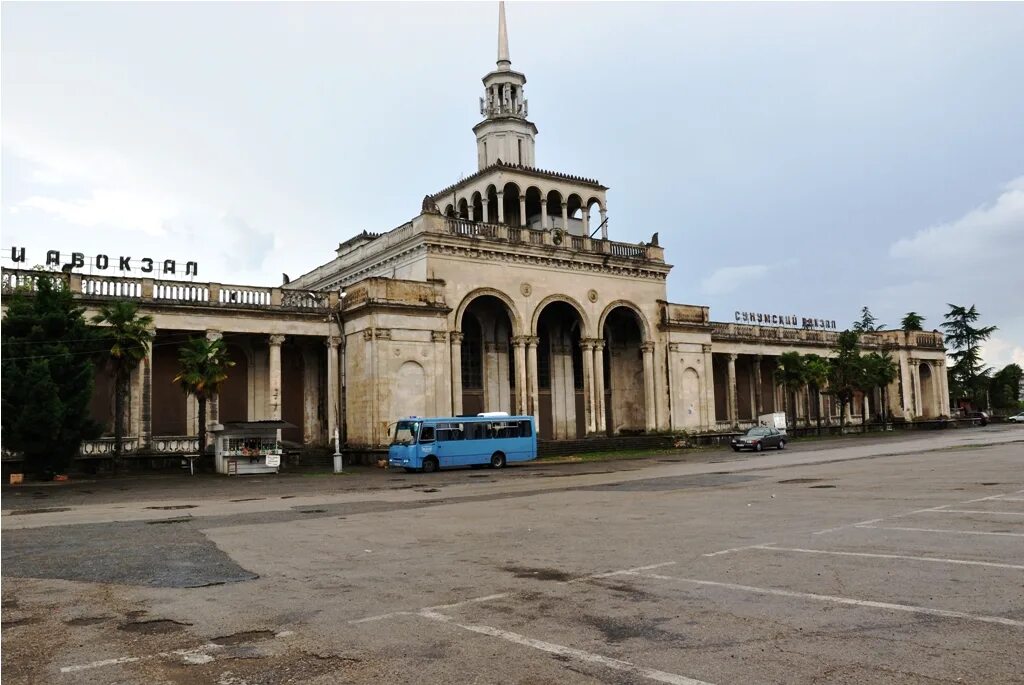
[774,352,806,433]
[803,354,830,436]
[91,302,154,468]
[860,352,897,431]
[901,312,925,332]
[174,336,234,458]
[827,330,861,433]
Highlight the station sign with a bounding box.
[6,246,198,277]
[734,310,837,330]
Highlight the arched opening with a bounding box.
[566,194,584,235]
[461,295,516,416]
[537,301,585,439]
[471,191,483,222]
[546,190,563,229]
[89,362,116,436]
[602,306,646,435]
[919,362,936,418]
[457,197,470,220]
[485,185,498,223]
[524,186,543,229]
[586,198,604,238]
[444,204,455,218]
[502,182,522,226]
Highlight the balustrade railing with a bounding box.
[443,218,655,260]
[2,268,332,312]
[82,276,142,298]
[218,286,271,306]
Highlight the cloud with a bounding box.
[979,336,1024,370]
[20,188,177,236]
[889,176,1024,265]
[700,264,770,296]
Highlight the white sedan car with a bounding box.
[1009,412,1024,423]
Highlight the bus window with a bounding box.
[391,420,420,446]
[518,420,532,437]
[419,426,435,444]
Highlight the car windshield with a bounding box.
[745,428,769,437]
[390,420,420,446]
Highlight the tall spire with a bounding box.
[497,1,511,71]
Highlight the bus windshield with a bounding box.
[390,420,420,446]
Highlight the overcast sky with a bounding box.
[3,2,1022,368]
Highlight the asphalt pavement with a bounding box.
[2,425,1022,684]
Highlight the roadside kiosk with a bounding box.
[212,420,293,475]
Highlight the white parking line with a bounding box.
[625,572,1024,628]
[928,509,1024,516]
[996,497,1024,502]
[418,609,714,685]
[701,544,775,557]
[855,524,1024,538]
[749,545,1024,571]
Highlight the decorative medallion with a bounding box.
[520,282,532,297]
[587,289,598,303]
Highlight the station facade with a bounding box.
[2,3,950,457]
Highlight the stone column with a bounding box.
[727,353,739,427]
[325,336,341,441]
[909,358,922,418]
[139,329,155,448]
[496,191,505,224]
[526,336,540,427]
[594,340,607,434]
[931,361,942,419]
[519,194,527,227]
[600,209,608,239]
[582,208,590,236]
[581,339,596,435]
[561,202,568,230]
[702,344,715,428]
[268,334,284,420]
[753,355,763,418]
[482,198,489,223]
[666,343,678,431]
[937,361,950,416]
[205,330,222,435]
[540,199,549,229]
[642,341,657,432]
[512,337,528,416]
[450,332,464,416]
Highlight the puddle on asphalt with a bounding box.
[778,478,824,484]
[230,498,265,502]
[809,485,837,489]
[145,517,192,525]
[8,507,70,516]
[118,619,190,634]
[65,616,113,626]
[210,629,275,646]
[295,509,327,514]
[502,565,575,582]
[145,505,197,510]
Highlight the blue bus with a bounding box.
[388,414,537,473]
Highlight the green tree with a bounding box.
[941,304,996,409]
[989,364,1022,412]
[900,312,925,332]
[774,352,806,432]
[1,274,101,476]
[853,306,883,333]
[91,302,154,469]
[174,336,234,458]
[803,354,830,436]
[827,330,861,432]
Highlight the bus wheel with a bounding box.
[489,452,506,469]
[422,457,439,474]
